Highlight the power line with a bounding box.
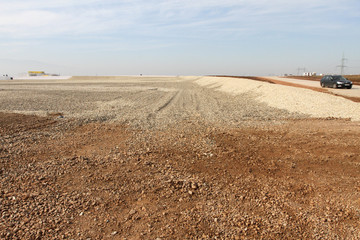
[297,67,306,75]
[337,53,347,75]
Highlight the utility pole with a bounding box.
[337,53,347,75]
[297,67,306,76]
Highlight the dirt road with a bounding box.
[266,76,360,99]
[1,76,360,239]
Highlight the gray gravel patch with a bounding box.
[0,76,306,129]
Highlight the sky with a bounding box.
[0,0,360,76]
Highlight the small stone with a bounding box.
[129,209,137,215]
[111,231,117,235]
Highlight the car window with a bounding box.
[339,76,347,81]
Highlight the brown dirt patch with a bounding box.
[1,113,360,239]
[0,112,56,135]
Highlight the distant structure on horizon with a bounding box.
[28,71,45,76]
[337,54,347,75]
[0,74,13,80]
[284,72,323,77]
[303,72,317,77]
[28,71,59,77]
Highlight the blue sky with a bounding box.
[1,0,360,76]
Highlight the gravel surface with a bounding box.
[1,76,360,239]
[3,76,357,124]
[267,76,360,98]
[1,113,359,239]
[0,76,307,128]
[196,77,360,121]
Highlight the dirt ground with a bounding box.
[1,112,360,239]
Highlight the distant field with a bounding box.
[285,75,360,85]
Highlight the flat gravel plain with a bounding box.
[1,76,359,127]
[1,76,360,239]
[0,76,305,128]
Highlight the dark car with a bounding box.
[320,75,352,89]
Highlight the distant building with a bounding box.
[28,71,59,77]
[303,72,317,76]
[28,71,46,76]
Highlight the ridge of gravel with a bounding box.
[196,77,360,121]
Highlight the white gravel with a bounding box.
[1,76,359,127]
[196,77,360,121]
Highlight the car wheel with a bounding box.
[321,82,325,88]
[347,86,352,89]
[333,83,337,88]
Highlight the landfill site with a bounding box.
[1,76,360,239]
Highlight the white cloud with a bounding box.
[0,10,59,28]
[0,0,357,76]
[0,0,358,40]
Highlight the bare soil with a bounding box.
[1,112,360,239]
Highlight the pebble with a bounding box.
[1,78,359,239]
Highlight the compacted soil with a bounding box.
[1,113,360,239]
[1,76,360,239]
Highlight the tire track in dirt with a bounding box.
[156,90,181,112]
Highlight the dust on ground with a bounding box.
[1,112,360,239]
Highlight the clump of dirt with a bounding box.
[1,113,360,239]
